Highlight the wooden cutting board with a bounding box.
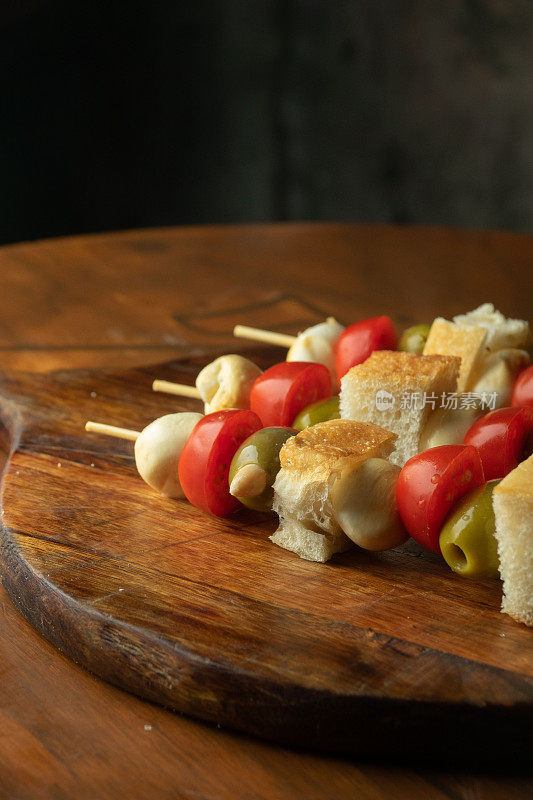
[1,348,532,764]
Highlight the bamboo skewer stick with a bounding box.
[85,421,140,441]
[151,380,201,398]
[233,325,297,348]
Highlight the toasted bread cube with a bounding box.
[271,419,396,562]
[493,455,533,627]
[339,351,460,466]
[423,318,487,393]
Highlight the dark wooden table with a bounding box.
[0,223,531,799]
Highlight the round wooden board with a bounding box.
[1,349,532,764]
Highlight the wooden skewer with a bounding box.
[233,324,297,348]
[85,421,140,441]
[152,379,201,398]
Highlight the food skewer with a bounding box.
[84,410,530,581]
[151,315,395,406]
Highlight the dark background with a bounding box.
[1,0,532,245]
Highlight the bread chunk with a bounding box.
[271,420,396,562]
[339,351,460,467]
[423,318,487,393]
[492,455,533,627]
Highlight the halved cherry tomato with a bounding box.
[512,365,533,408]
[335,316,397,381]
[463,406,533,481]
[396,445,485,553]
[178,409,262,516]
[250,362,331,427]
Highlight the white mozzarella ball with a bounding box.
[470,349,530,409]
[331,458,407,551]
[196,355,262,414]
[134,412,203,497]
[420,405,481,450]
[287,318,344,390]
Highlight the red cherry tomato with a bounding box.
[250,362,331,427]
[512,365,533,408]
[396,445,485,554]
[463,406,533,481]
[178,409,262,517]
[335,316,397,381]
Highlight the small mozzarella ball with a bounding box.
[331,458,407,551]
[420,405,481,451]
[134,412,203,497]
[196,355,262,414]
[470,349,531,409]
[287,318,344,391]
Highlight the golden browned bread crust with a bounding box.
[279,418,396,482]
[343,350,460,390]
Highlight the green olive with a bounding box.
[439,480,501,579]
[228,427,296,512]
[292,396,340,431]
[398,324,431,354]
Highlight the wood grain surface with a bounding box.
[0,223,532,799]
[1,352,531,764]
